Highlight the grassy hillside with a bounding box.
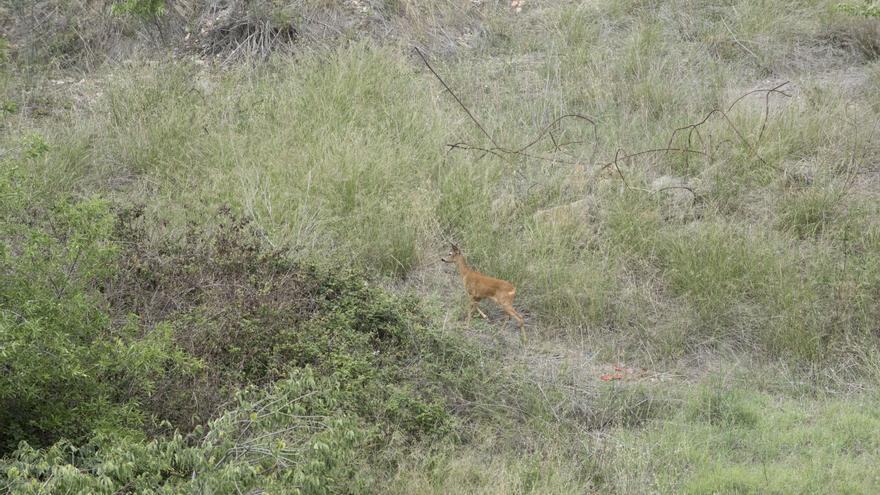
[2,0,880,493]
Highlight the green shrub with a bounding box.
[111,0,166,20]
[22,135,49,159]
[107,205,464,438]
[0,169,190,453]
[0,188,532,490]
[0,369,367,495]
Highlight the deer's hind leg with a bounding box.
[500,303,524,328]
[499,302,526,342]
[490,294,523,329]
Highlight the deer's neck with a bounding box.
[454,257,472,278]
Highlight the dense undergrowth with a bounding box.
[3,0,880,493]
[0,169,550,492]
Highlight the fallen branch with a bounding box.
[446,142,588,166]
[414,47,499,148]
[418,48,791,203]
[511,113,600,160]
[417,47,599,167]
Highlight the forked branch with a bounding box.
[416,47,599,167]
[416,48,791,199]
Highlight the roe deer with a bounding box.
[441,244,525,335]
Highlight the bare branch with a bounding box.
[726,81,791,114]
[512,113,599,159]
[414,47,499,148]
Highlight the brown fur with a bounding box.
[441,245,525,333]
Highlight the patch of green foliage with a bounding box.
[836,1,880,18]
[1,369,366,494]
[0,163,530,492]
[22,135,49,159]
[0,167,191,452]
[106,204,474,438]
[111,0,166,20]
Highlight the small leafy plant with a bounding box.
[111,0,166,20]
[836,1,880,18]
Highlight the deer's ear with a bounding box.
[451,244,459,252]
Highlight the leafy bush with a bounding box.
[0,168,190,453]
[0,175,531,489]
[0,369,367,495]
[111,0,166,20]
[107,205,465,438]
[22,135,49,159]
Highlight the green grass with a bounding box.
[602,382,880,493]
[9,21,878,362]
[3,0,880,493]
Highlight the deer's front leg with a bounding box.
[476,306,488,319]
[467,297,487,324]
[466,299,477,325]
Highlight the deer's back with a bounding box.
[464,271,515,300]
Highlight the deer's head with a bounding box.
[440,244,462,263]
